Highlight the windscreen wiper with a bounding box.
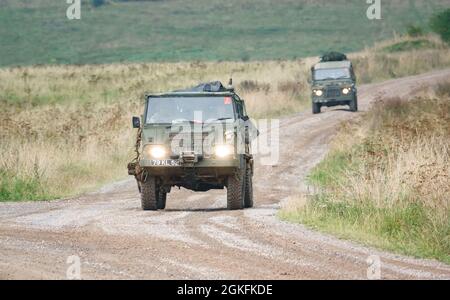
[208,117,233,122]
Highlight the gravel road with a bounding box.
[1,69,450,279]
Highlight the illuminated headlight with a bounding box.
[144,145,167,159]
[215,145,234,158]
[342,88,351,95]
[314,89,323,97]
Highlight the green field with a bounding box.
[0,0,448,66]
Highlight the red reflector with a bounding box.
[224,97,232,104]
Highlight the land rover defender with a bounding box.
[310,52,358,114]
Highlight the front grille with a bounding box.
[326,88,341,98]
[169,132,214,156]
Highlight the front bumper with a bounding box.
[312,92,355,104]
[140,157,239,168]
[139,158,240,178]
[313,96,354,104]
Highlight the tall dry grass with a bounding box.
[0,35,450,201]
[280,81,450,263]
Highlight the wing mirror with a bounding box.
[132,116,141,129]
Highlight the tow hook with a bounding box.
[180,151,198,167]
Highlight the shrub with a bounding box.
[406,24,423,37]
[92,0,106,8]
[238,80,270,93]
[430,9,450,43]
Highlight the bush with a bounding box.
[92,0,106,7]
[430,9,450,43]
[406,24,423,37]
[238,80,270,93]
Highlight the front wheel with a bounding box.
[312,102,321,114]
[244,165,253,208]
[227,168,245,210]
[349,96,358,112]
[141,176,158,211]
[157,191,167,210]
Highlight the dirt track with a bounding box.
[1,69,450,279]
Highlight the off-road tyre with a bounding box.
[312,102,321,114]
[141,176,158,211]
[227,168,246,210]
[349,96,358,112]
[157,191,167,210]
[244,165,253,208]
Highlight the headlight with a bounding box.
[215,145,234,158]
[314,89,323,97]
[342,88,351,95]
[144,145,167,159]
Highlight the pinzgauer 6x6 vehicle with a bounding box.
[310,53,358,114]
[128,81,255,211]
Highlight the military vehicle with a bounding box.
[310,52,357,114]
[128,81,255,211]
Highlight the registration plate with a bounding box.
[150,159,181,167]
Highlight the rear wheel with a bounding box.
[312,102,321,114]
[227,168,245,210]
[141,176,158,211]
[244,165,253,208]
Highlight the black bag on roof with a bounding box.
[175,81,228,93]
[320,51,347,62]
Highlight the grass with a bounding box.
[0,35,450,202]
[0,170,53,202]
[382,39,440,53]
[1,0,449,66]
[280,82,450,263]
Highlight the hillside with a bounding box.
[0,0,448,66]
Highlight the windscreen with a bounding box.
[146,96,235,124]
[314,68,350,81]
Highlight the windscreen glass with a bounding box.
[314,68,350,80]
[146,96,235,124]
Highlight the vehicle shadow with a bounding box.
[322,107,358,113]
[164,207,230,212]
[164,206,266,213]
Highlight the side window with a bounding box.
[242,103,248,117]
[236,101,244,118]
[233,97,243,117]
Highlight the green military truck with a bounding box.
[128,81,255,211]
[310,52,358,114]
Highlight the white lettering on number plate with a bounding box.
[150,160,180,166]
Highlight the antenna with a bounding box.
[226,77,234,92]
